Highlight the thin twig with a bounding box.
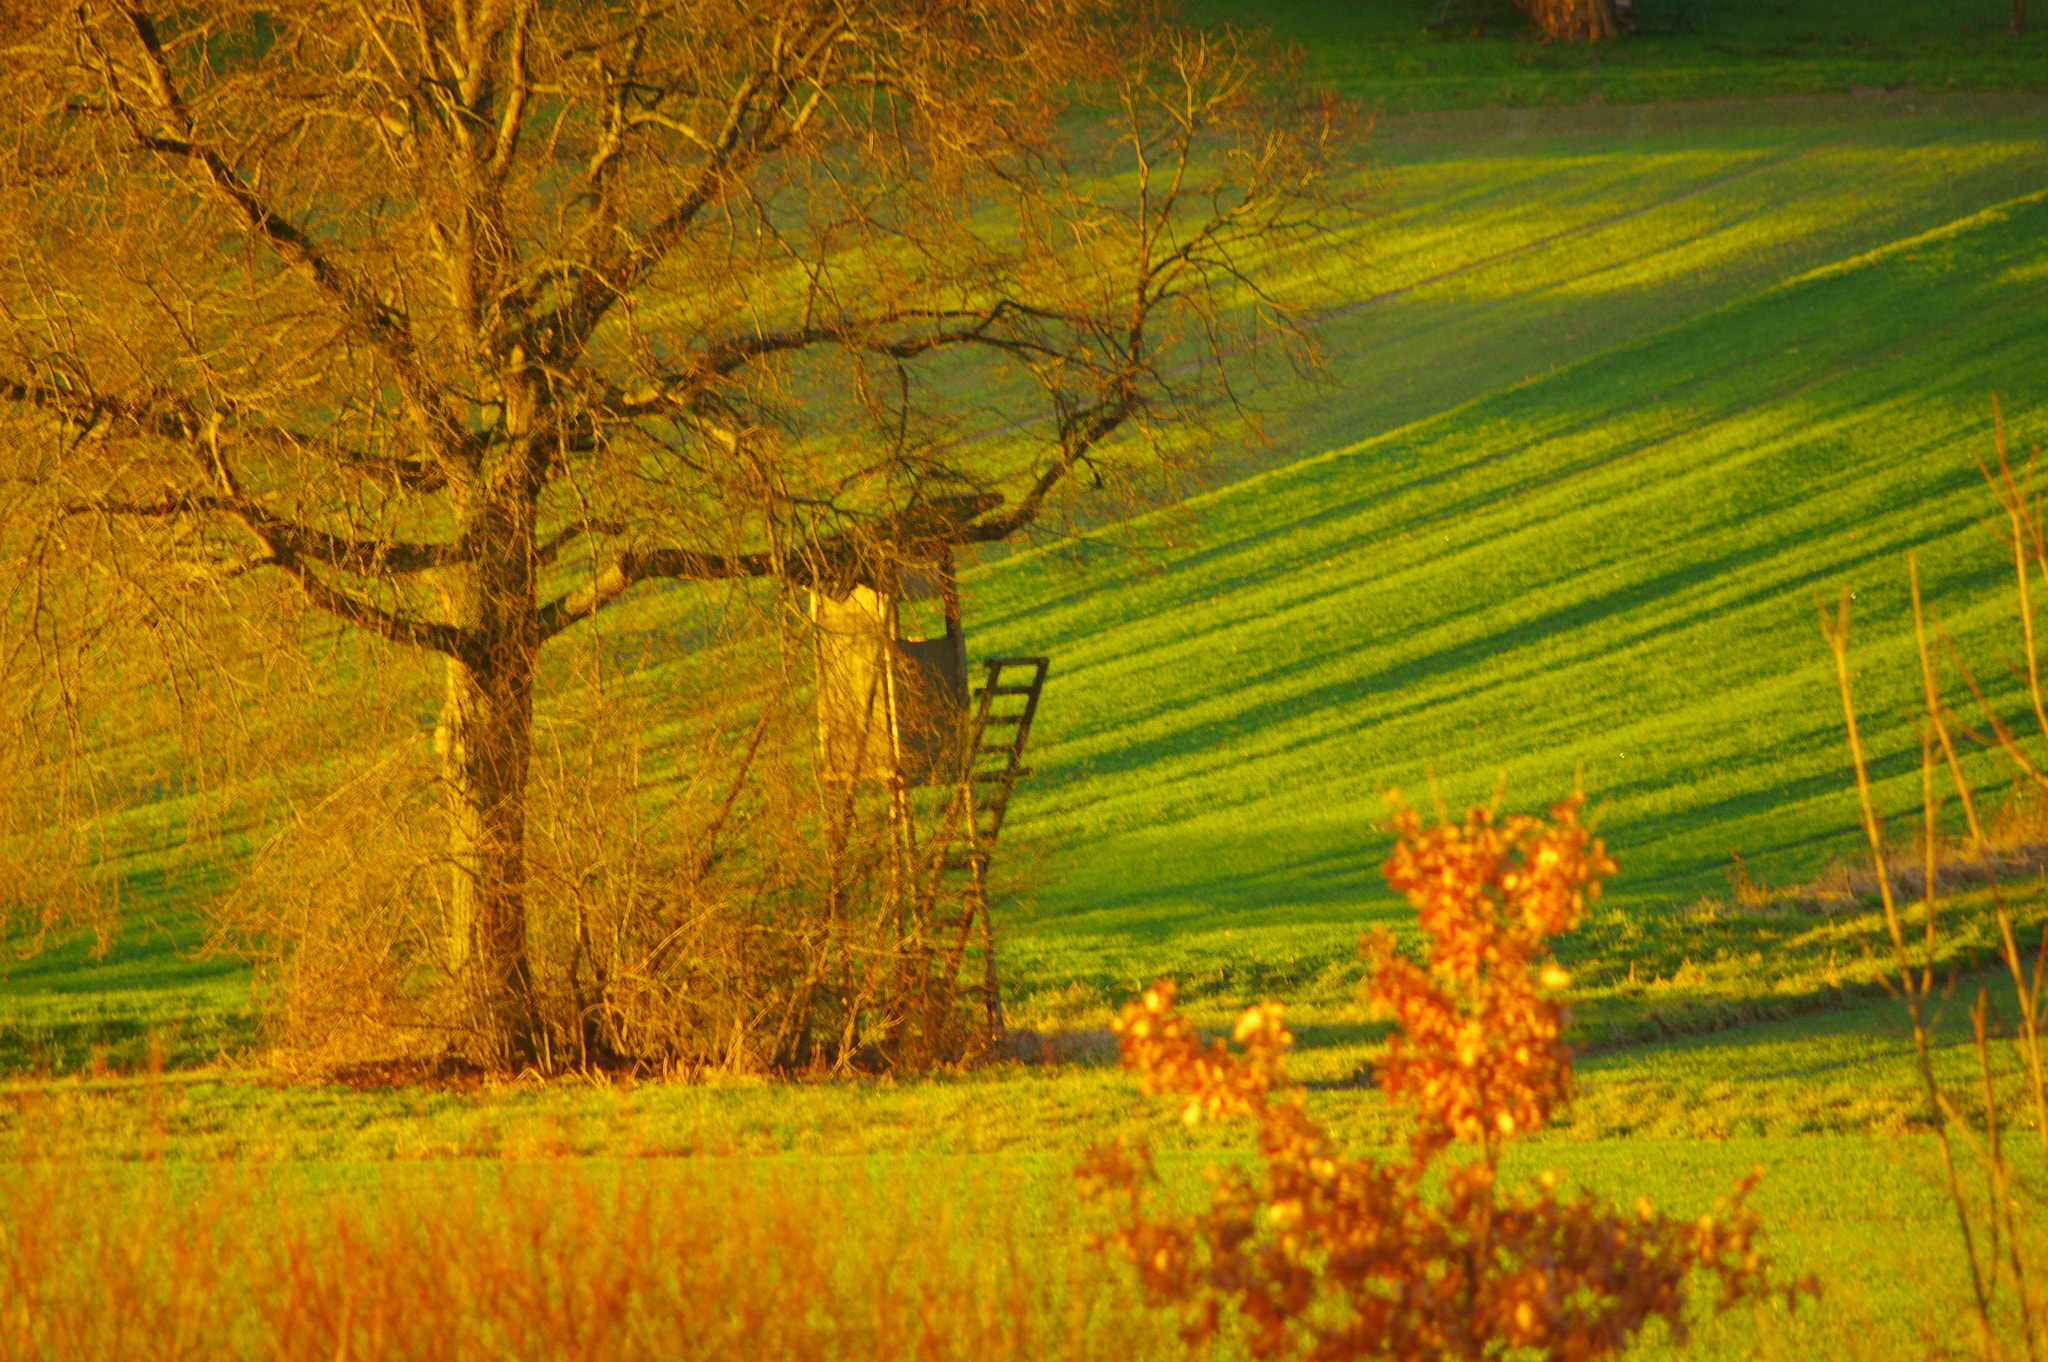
[1820,589,1995,1341]
[1914,553,1987,849]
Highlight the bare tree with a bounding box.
[1517,0,1628,41]
[0,0,1364,1068]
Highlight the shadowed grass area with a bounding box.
[0,890,257,1076]
[1193,0,2047,114]
[1290,90,2048,478]
[4,965,2032,1161]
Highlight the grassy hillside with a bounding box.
[962,94,2048,1028]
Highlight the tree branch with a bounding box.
[97,8,477,483]
[961,394,1134,544]
[3,365,452,492]
[483,0,536,191]
[61,491,467,578]
[0,369,203,441]
[600,303,1082,423]
[547,10,852,355]
[58,486,468,655]
[536,544,780,639]
[265,548,470,657]
[536,492,1001,639]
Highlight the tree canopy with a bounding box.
[0,0,1365,1070]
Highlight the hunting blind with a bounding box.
[808,548,1048,1044]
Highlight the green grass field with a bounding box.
[6,9,2048,1354]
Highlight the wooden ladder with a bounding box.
[922,655,1049,1031]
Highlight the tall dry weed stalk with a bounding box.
[1822,400,2048,1357]
[1078,793,1812,1360]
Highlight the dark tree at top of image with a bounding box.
[1517,0,1630,42]
[0,1,1366,1070]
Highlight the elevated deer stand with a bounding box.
[811,550,1047,1062]
[811,556,969,788]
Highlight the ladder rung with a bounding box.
[917,661,1041,915]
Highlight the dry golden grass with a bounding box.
[0,1104,1173,1362]
[1717,789,2048,918]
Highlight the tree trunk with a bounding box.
[437,640,542,1066]
[434,455,546,1068]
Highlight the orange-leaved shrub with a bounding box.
[1077,793,1815,1360]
